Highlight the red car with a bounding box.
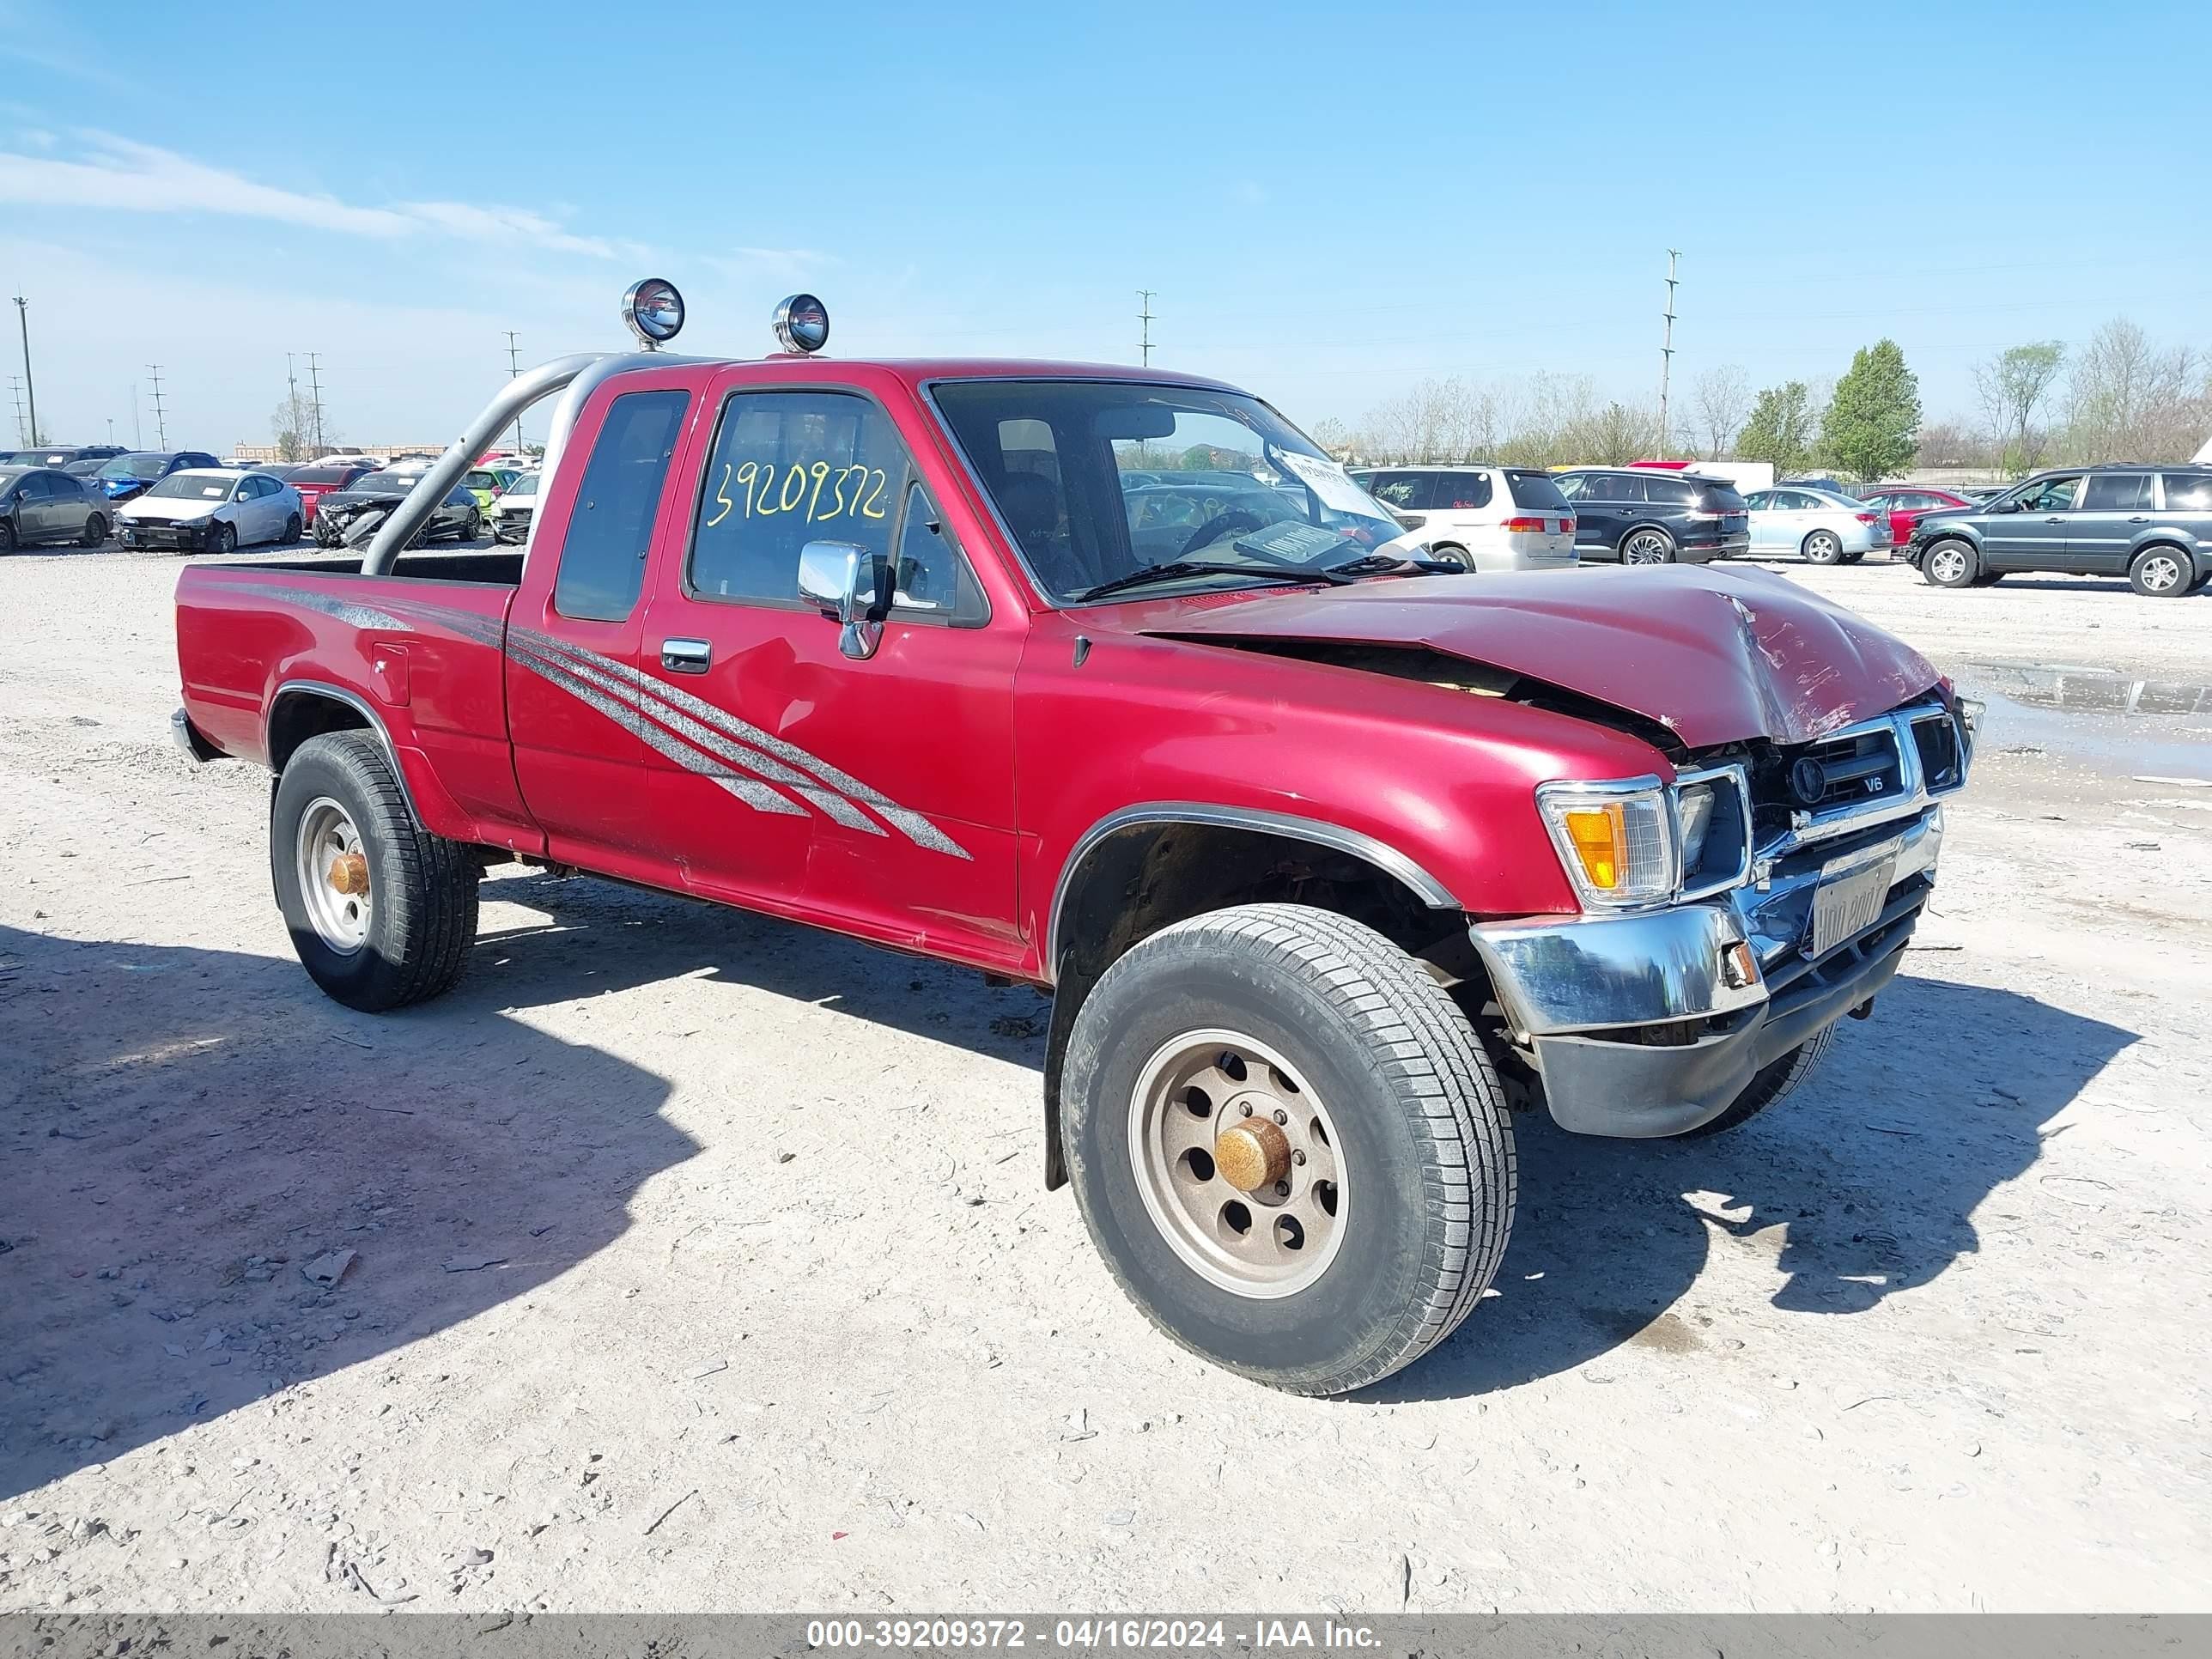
[168,289,1973,1395]
[283,462,374,526]
[1858,485,1976,553]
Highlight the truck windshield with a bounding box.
[144,474,229,500]
[930,380,1403,604]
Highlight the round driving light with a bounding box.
[1789,757,1828,807]
[773,293,830,354]
[620,278,685,348]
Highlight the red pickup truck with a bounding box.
[171,288,1974,1395]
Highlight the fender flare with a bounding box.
[1043,800,1462,983]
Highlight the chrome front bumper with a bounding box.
[1471,805,1944,1136]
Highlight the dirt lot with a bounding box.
[3,545,2209,1613]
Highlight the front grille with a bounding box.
[1910,711,1965,793]
[1799,726,1905,809]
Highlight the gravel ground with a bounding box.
[2,543,2208,1613]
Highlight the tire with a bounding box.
[463,509,483,543]
[270,732,480,1012]
[1684,1024,1840,1139]
[81,514,106,548]
[283,512,302,545]
[1060,902,1516,1396]
[1802,530,1844,565]
[0,519,15,553]
[1429,543,1473,571]
[1621,528,1675,565]
[2130,545,2192,599]
[208,520,236,556]
[1921,538,1978,588]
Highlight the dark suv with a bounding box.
[1555,468,1751,563]
[1908,465,2212,597]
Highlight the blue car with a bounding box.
[94,450,222,505]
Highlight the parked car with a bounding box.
[283,463,375,526]
[114,468,303,554]
[312,470,483,549]
[1742,486,1892,564]
[489,468,538,543]
[1554,468,1750,563]
[7,444,126,469]
[1907,465,2212,596]
[461,465,524,510]
[94,450,222,505]
[0,464,112,550]
[1857,485,1977,551]
[1347,465,1577,571]
[1780,475,1863,500]
[168,288,1974,1396]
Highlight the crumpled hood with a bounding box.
[1140,563,1940,748]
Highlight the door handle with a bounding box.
[2045,516,2065,523]
[659,637,711,674]
[2128,516,2149,524]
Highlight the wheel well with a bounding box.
[1038,820,1468,1189]
[1626,522,1674,544]
[2133,538,2191,561]
[268,690,374,775]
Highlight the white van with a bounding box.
[1349,465,1578,572]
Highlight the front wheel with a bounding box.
[1621,528,1675,565]
[1685,1025,1839,1139]
[1922,538,1978,588]
[2130,546,2192,598]
[1061,903,1516,1396]
[462,508,483,542]
[207,520,236,556]
[271,732,480,1012]
[0,519,15,553]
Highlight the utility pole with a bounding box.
[14,296,39,447]
[1656,249,1680,459]
[304,353,325,453]
[147,364,168,449]
[1137,289,1155,368]
[8,376,25,446]
[505,331,525,453]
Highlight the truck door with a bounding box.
[505,379,700,877]
[2069,471,2153,573]
[1989,473,2082,570]
[634,376,1024,968]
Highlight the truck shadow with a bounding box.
[1371,972,2136,1401]
[0,921,692,1503]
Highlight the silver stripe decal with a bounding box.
[321,592,964,856]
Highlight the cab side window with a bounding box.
[688,389,984,623]
[553,388,690,623]
[1438,472,1492,510]
[2018,476,2083,513]
[2080,473,2151,511]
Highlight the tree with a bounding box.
[1692,364,1751,459]
[1817,339,1920,482]
[1735,381,1817,475]
[269,380,333,462]
[1972,342,2063,472]
[2060,319,2209,464]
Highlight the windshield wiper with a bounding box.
[1325,551,1465,578]
[1075,561,1346,603]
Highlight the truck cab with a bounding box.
[172,284,1974,1395]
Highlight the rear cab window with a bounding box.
[2160,473,2212,511]
[553,389,690,623]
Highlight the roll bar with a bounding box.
[359,352,611,575]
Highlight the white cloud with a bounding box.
[0,132,632,258]
[708,246,836,283]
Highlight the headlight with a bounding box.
[1537,781,1676,908]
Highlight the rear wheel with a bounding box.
[2130,545,2191,598]
[270,732,479,1012]
[1802,530,1844,565]
[1621,528,1675,565]
[1061,903,1515,1396]
[283,512,302,544]
[80,514,106,547]
[1922,538,1978,588]
[1429,543,1473,571]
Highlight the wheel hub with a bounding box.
[1214,1112,1291,1193]
[328,852,369,896]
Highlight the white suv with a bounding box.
[1350,465,1578,572]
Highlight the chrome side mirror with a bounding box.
[798,538,892,660]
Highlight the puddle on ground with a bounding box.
[1952,660,2212,783]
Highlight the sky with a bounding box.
[1,0,2205,454]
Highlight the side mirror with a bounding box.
[798,538,892,660]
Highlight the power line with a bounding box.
[147,363,168,449]
[1657,249,1680,458]
[1137,289,1155,368]
[505,331,524,453]
[8,376,25,446]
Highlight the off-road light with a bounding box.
[621,278,685,349]
[773,293,830,354]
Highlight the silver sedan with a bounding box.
[1742,486,1892,564]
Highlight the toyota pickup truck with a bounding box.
[171,285,1975,1395]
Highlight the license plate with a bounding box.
[1810,844,1898,957]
